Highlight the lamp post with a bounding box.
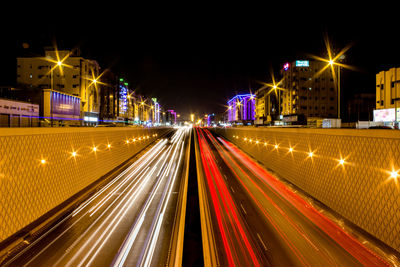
[50,61,62,127]
[329,59,341,119]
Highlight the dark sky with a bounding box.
[1,5,399,119]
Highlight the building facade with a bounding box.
[227,94,255,124]
[376,67,400,110]
[0,98,39,127]
[280,60,338,122]
[17,48,101,124]
[99,71,119,123]
[375,67,400,125]
[254,87,275,125]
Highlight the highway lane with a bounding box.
[3,127,191,267]
[195,127,391,266]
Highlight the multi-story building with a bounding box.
[375,67,400,125]
[227,94,255,125]
[376,67,400,109]
[17,48,101,124]
[99,71,119,123]
[136,96,152,124]
[0,97,39,127]
[165,110,177,125]
[151,98,161,125]
[0,86,80,127]
[254,87,276,125]
[280,60,338,123]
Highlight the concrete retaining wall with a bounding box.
[0,127,170,241]
[213,127,400,251]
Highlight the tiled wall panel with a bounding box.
[0,127,169,241]
[214,128,400,251]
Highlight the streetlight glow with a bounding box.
[390,170,399,179]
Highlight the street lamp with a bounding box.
[257,78,286,121]
[311,35,355,120]
[326,56,343,119]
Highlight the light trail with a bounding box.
[112,137,182,266]
[72,136,179,266]
[87,143,167,217]
[6,127,191,267]
[6,138,168,267]
[72,139,168,217]
[138,141,186,267]
[195,127,262,266]
[218,136,389,266]
[114,127,189,267]
[203,129,389,267]
[60,164,159,267]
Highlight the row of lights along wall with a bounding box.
[232,134,399,182]
[39,134,158,165]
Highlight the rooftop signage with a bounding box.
[295,60,309,67]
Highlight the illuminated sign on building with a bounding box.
[152,98,160,124]
[0,99,39,116]
[283,62,290,71]
[295,60,309,67]
[119,84,128,114]
[374,108,400,122]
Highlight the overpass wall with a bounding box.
[212,127,400,251]
[0,127,170,242]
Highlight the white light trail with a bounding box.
[73,130,187,267]
[112,129,187,267]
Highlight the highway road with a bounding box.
[195,127,391,267]
[3,127,191,267]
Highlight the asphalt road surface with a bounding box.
[194,127,390,267]
[3,127,191,267]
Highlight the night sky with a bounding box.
[1,6,399,119]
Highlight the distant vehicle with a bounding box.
[368,125,393,129]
